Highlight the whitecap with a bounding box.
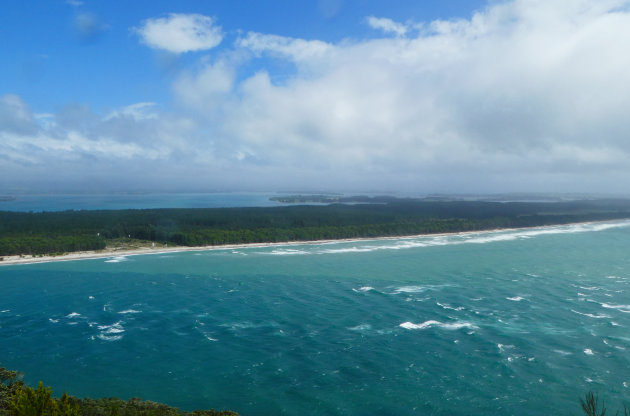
[48,318,59,323]
[465,234,519,244]
[399,320,477,330]
[601,303,630,313]
[497,344,515,352]
[118,309,142,314]
[584,348,594,355]
[98,322,125,335]
[320,247,375,254]
[266,249,308,256]
[104,256,128,263]
[437,302,464,311]
[349,324,372,332]
[392,286,427,294]
[310,220,630,257]
[1,310,10,313]
[506,296,524,302]
[66,312,81,318]
[352,286,375,293]
[571,310,611,319]
[97,334,123,341]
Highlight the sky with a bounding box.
[1,0,630,195]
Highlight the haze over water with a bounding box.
[2,221,630,415]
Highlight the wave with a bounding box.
[320,247,377,254]
[352,286,375,293]
[97,334,123,341]
[66,312,81,318]
[96,321,125,341]
[104,256,128,263]
[436,302,464,311]
[118,309,142,314]
[399,320,477,330]
[392,286,428,294]
[601,303,630,313]
[348,324,372,332]
[584,348,595,355]
[506,296,525,302]
[571,309,611,319]
[248,220,630,257]
[98,322,125,334]
[264,249,309,256]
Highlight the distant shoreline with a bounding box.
[1,219,625,267]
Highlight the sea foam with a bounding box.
[105,256,128,263]
[601,303,630,313]
[399,320,477,330]
[571,309,610,319]
[352,286,375,293]
[118,309,142,314]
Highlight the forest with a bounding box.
[2,198,630,257]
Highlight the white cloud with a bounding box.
[0,94,39,135]
[238,32,333,62]
[134,13,223,54]
[173,60,235,111]
[104,102,158,121]
[5,1,630,193]
[366,16,409,37]
[181,0,630,192]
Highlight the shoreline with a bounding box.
[0,219,627,267]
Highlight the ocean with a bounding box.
[2,221,630,415]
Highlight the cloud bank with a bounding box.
[3,0,630,193]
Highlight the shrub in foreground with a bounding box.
[0,365,237,416]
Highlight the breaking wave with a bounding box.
[399,320,477,330]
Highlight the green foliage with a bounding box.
[0,366,20,414]
[0,365,237,416]
[581,392,607,416]
[9,381,79,416]
[581,392,630,416]
[2,198,630,256]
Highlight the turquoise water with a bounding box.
[2,221,630,415]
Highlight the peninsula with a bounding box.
[2,197,630,263]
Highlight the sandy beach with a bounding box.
[1,220,622,267]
